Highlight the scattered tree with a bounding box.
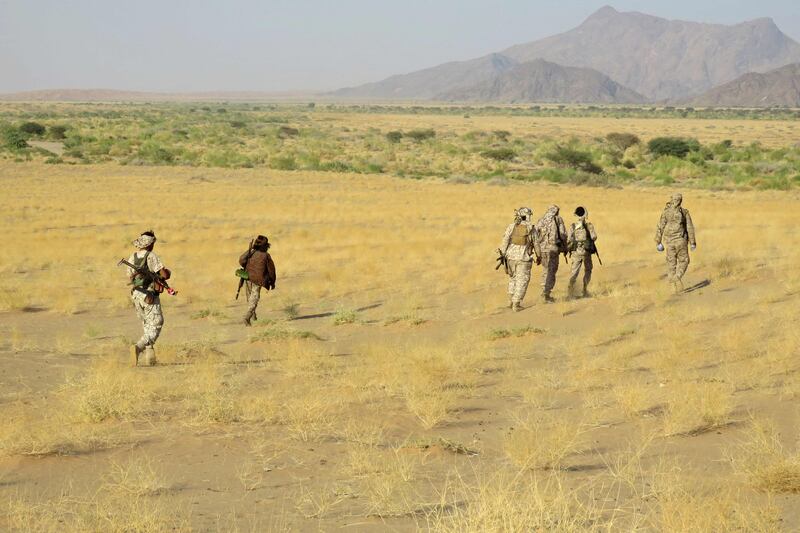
[648,137,700,159]
[606,132,640,151]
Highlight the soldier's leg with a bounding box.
[568,254,583,295]
[541,253,558,301]
[583,255,593,295]
[507,260,518,306]
[675,241,690,281]
[665,243,678,282]
[140,299,163,366]
[512,261,532,310]
[243,282,261,325]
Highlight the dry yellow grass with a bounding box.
[1,157,799,530]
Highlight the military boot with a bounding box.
[541,293,555,304]
[672,279,684,294]
[130,344,142,367]
[143,346,157,366]
[511,301,522,312]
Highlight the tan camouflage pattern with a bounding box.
[244,281,261,322]
[655,195,695,283]
[665,241,690,282]
[568,254,593,295]
[131,290,163,349]
[536,207,568,253]
[540,251,561,296]
[507,259,532,304]
[500,222,538,262]
[567,217,597,295]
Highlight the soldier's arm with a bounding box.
[566,223,575,247]
[655,212,667,244]
[558,217,569,250]
[147,253,165,274]
[684,210,696,245]
[588,222,598,242]
[239,251,250,267]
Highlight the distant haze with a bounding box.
[0,0,799,94]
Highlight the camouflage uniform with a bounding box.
[244,281,261,322]
[567,207,598,297]
[239,235,276,326]
[655,193,696,291]
[500,208,540,311]
[536,205,568,302]
[126,245,165,366]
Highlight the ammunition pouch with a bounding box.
[235,268,250,280]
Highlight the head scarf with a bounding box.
[574,206,587,220]
[514,207,532,224]
[536,205,560,231]
[670,193,683,208]
[133,233,156,249]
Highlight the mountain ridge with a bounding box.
[690,63,800,107]
[333,6,800,102]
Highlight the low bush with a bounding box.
[606,132,640,151]
[277,126,300,139]
[49,125,68,140]
[385,131,403,143]
[19,122,46,136]
[481,147,516,161]
[648,137,700,159]
[404,129,436,142]
[3,128,29,150]
[545,145,602,174]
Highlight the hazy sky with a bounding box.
[1,0,798,93]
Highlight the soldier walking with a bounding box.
[536,205,568,303]
[238,235,276,326]
[655,193,696,292]
[499,207,541,312]
[126,231,171,366]
[567,206,598,298]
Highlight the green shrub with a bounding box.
[277,126,300,139]
[481,147,516,161]
[648,137,700,159]
[19,122,46,136]
[385,131,403,143]
[404,129,436,142]
[270,155,297,170]
[606,132,640,151]
[230,120,247,129]
[48,125,68,140]
[136,142,175,164]
[3,128,29,150]
[545,145,602,174]
[493,130,511,142]
[319,160,354,172]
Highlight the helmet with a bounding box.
[574,206,587,217]
[516,207,532,221]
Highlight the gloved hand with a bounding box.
[656,243,664,252]
[690,244,696,251]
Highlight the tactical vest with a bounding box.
[510,224,529,245]
[571,222,594,252]
[132,251,152,289]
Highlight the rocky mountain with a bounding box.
[690,63,800,107]
[439,59,645,104]
[502,6,800,101]
[332,53,516,100]
[333,6,800,102]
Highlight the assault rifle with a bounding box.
[495,248,510,276]
[593,243,603,266]
[118,258,177,295]
[235,239,255,300]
